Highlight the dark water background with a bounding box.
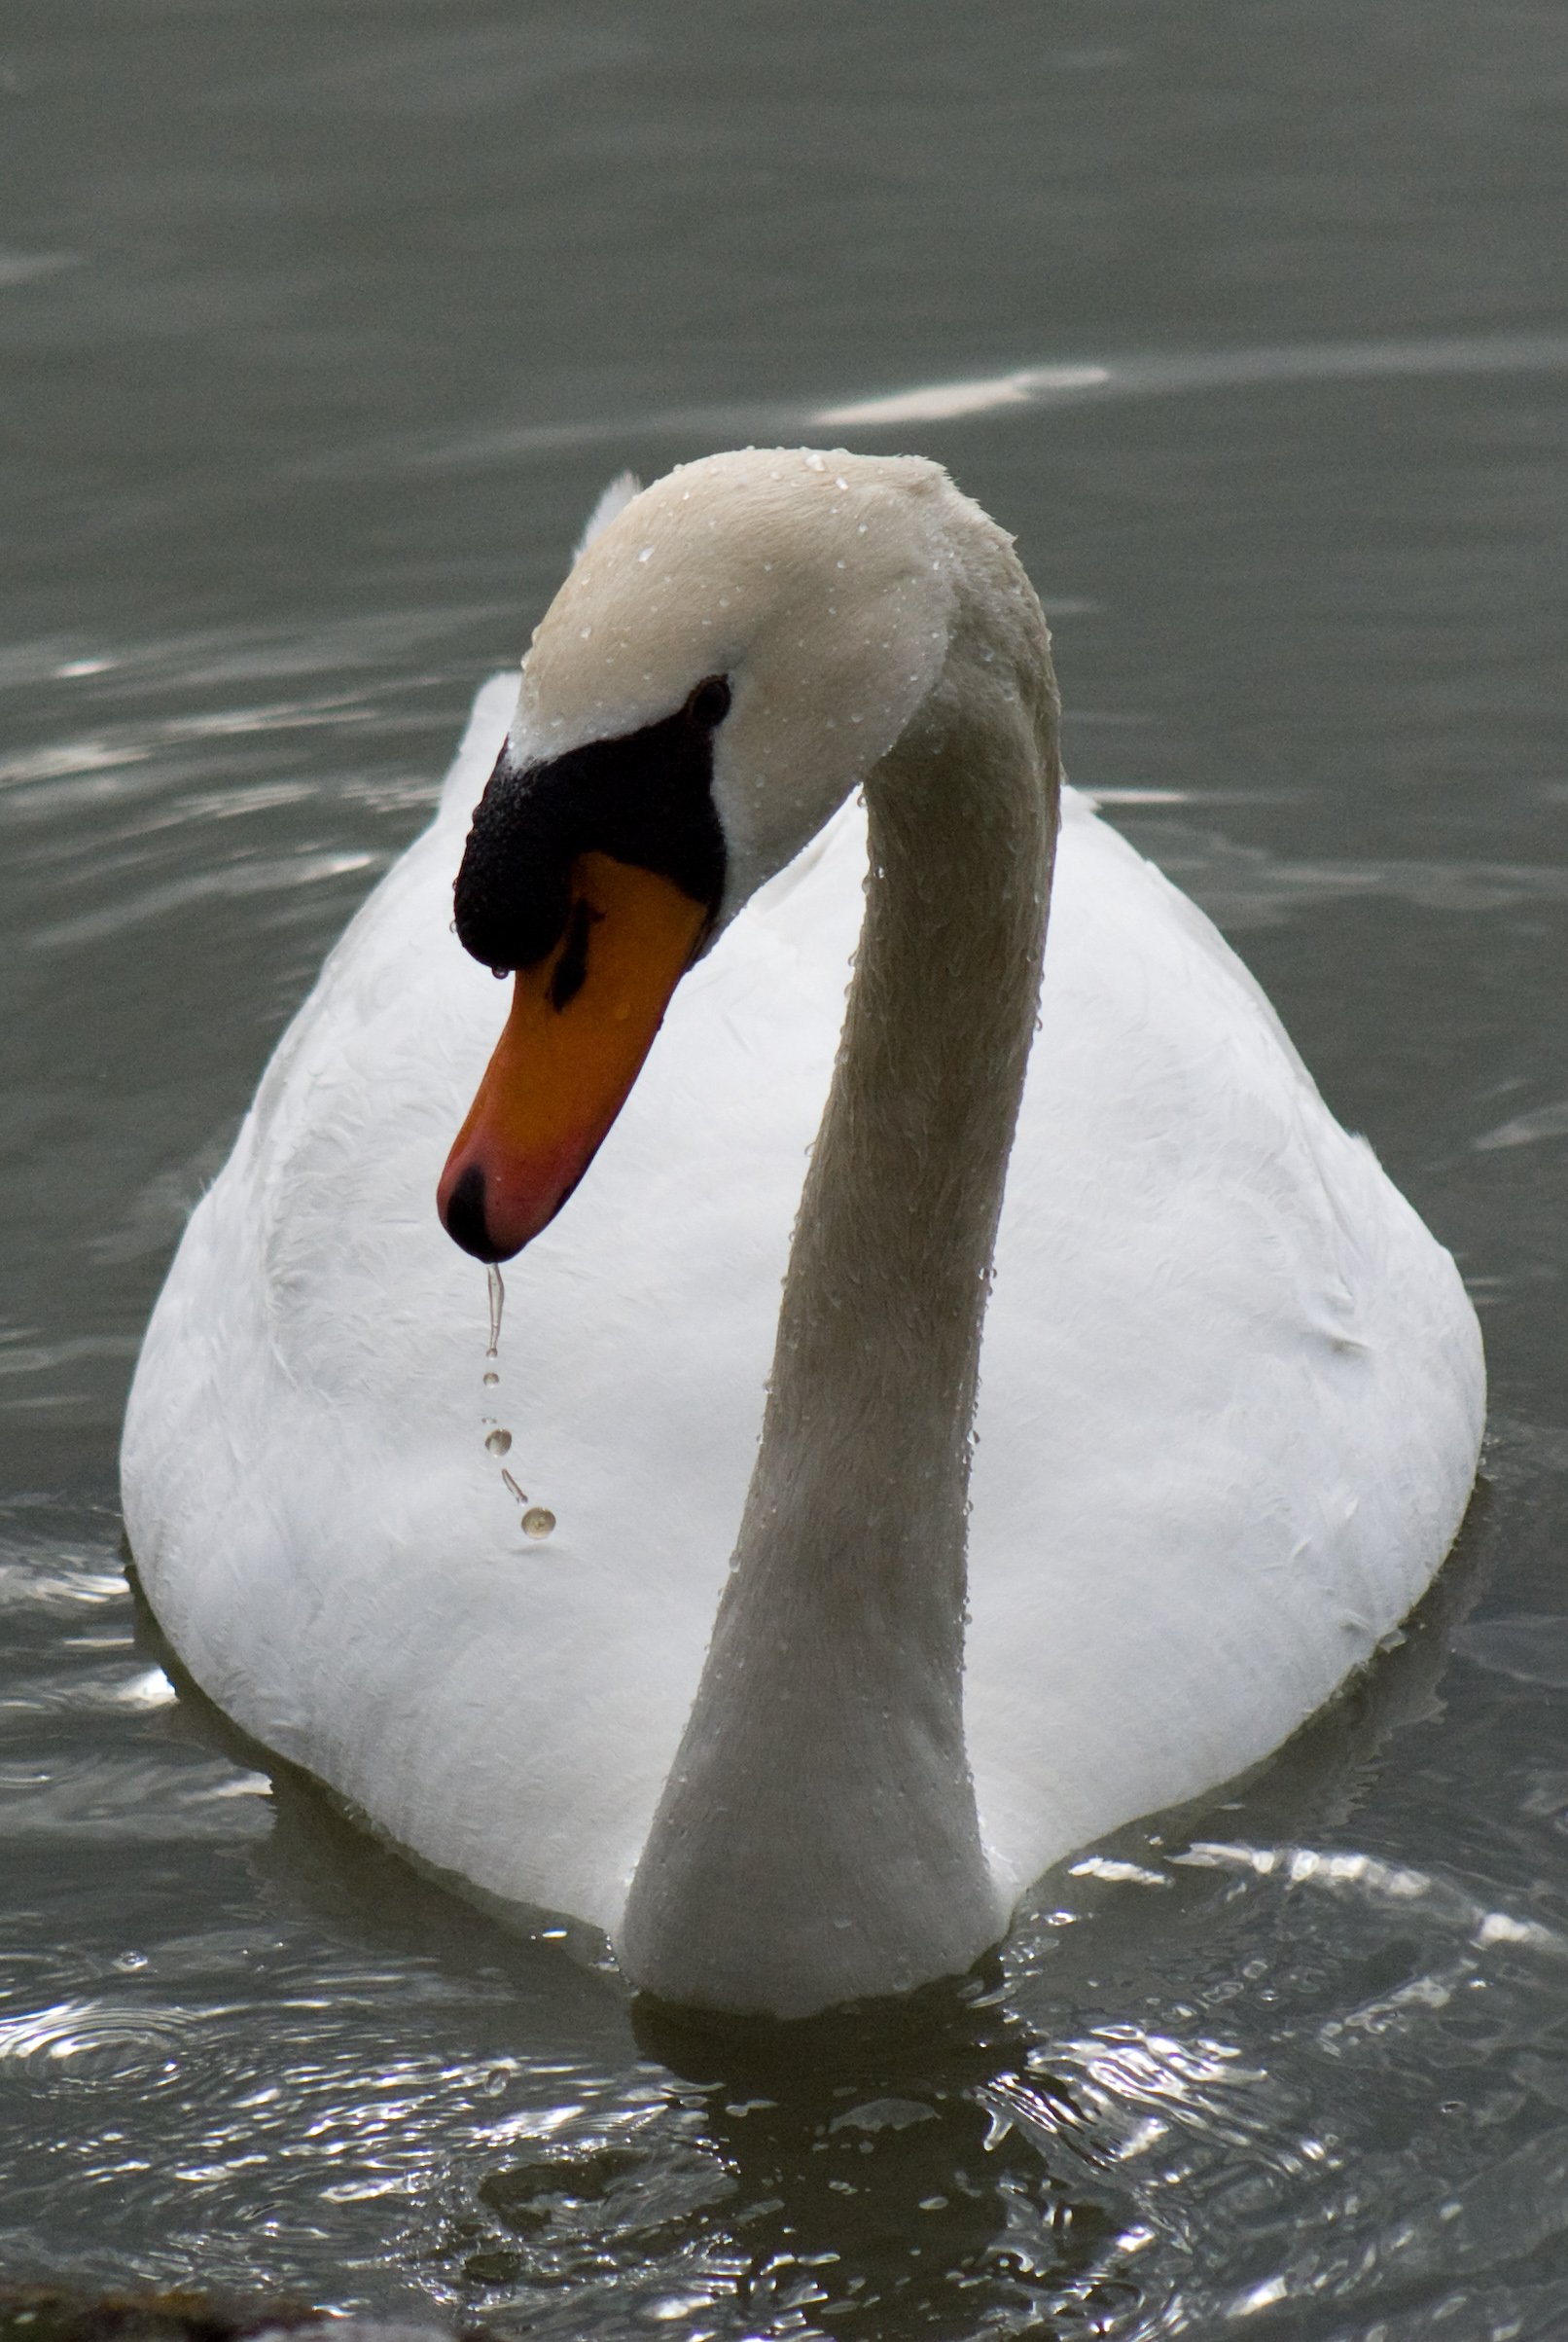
[3,3,1567,2334]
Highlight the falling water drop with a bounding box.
[501,1468,527,1506]
[482,1370,499,1388]
[485,1428,513,1458]
[522,1507,556,1540]
[485,1263,505,1359]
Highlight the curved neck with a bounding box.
[620,623,1060,2017]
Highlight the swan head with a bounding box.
[439,447,975,1262]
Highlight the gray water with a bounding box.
[3,3,1566,2334]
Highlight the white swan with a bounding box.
[122,450,1483,2018]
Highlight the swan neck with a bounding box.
[620,585,1060,2015]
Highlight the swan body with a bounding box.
[123,450,1483,2016]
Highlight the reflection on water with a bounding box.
[815,329,1568,428]
[3,1458,1568,2338]
[401,326,1568,470]
[4,0,1567,2330]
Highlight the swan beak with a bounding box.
[438,850,709,1262]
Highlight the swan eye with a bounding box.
[687,675,731,730]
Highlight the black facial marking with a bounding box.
[452,679,731,977]
[548,896,602,1012]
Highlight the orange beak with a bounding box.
[438,850,709,1261]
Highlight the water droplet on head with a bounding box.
[522,1506,556,1540]
[485,1427,513,1458]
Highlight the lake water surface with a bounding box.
[3,3,1567,2335]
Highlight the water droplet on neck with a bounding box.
[485,1263,505,1359]
[522,1506,555,1540]
[484,1428,512,1458]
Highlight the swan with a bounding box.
[122,449,1483,2018]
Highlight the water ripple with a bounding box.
[0,1998,194,2090]
[1475,1100,1568,1152]
[815,329,1568,429]
[0,1549,126,1614]
[0,1752,272,1842]
[1094,815,1568,931]
[1178,1840,1568,1964]
[341,328,1568,478]
[29,848,384,953]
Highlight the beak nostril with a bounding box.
[442,1162,503,1262]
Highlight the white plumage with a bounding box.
[123,450,1482,2015]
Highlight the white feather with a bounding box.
[123,678,1481,1930]
[573,469,642,561]
[122,450,1483,2012]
